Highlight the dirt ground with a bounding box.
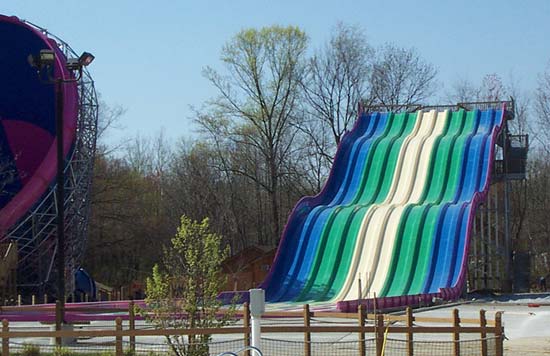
[504,336,550,355]
[410,295,550,355]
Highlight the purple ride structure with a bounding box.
[0,15,98,298]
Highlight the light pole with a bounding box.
[29,49,94,340]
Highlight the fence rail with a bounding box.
[0,302,497,326]
[1,304,504,356]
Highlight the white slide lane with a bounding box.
[333,110,449,301]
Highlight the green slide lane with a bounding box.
[380,110,467,297]
[295,112,418,301]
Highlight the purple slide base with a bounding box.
[0,300,146,322]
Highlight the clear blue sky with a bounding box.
[4,0,550,146]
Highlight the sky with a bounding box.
[3,0,550,147]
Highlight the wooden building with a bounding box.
[222,246,276,291]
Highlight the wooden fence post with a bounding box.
[55,300,62,346]
[373,292,378,316]
[375,313,384,356]
[44,294,48,304]
[406,307,413,356]
[243,302,250,356]
[2,319,9,356]
[480,309,487,356]
[129,300,136,353]
[358,304,366,356]
[495,312,503,356]
[304,304,311,356]
[31,295,35,305]
[17,295,21,306]
[115,317,123,356]
[453,309,460,356]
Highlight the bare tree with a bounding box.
[506,75,530,135]
[478,74,507,102]
[535,64,550,153]
[445,74,505,104]
[199,25,308,245]
[302,23,373,149]
[445,78,480,103]
[95,95,127,156]
[453,73,530,134]
[369,44,437,111]
[447,73,531,134]
[293,116,333,192]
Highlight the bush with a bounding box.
[21,344,40,356]
[144,216,236,356]
[53,347,76,356]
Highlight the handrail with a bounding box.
[360,100,513,115]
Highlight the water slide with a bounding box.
[0,15,78,237]
[244,106,505,311]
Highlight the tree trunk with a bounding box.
[269,159,280,246]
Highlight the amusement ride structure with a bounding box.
[0,15,98,299]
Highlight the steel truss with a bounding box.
[5,21,98,297]
[469,112,529,292]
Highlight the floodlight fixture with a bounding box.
[27,49,56,70]
[66,52,94,72]
[39,49,55,65]
[66,58,80,71]
[78,52,94,67]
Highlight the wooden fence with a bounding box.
[5,291,121,306]
[0,303,504,356]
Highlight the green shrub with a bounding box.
[53,346,75,356]
[21,343,40,356]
